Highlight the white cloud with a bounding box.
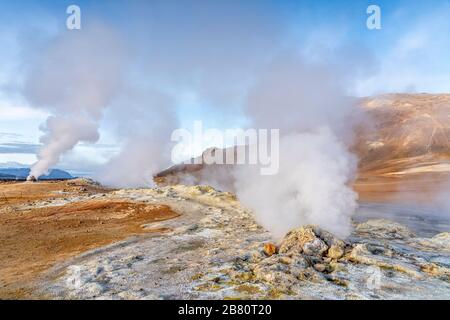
[0,102,49,120]
[0,153,36,165]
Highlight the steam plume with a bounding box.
[95,89,178,187]
[231,53,364,239]
[233,128,358,239]
[23,24,125,179]
[19,2,371,238]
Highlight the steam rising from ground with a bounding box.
[230,53,362,238]
[95,89,178,187]
[20,2,370,237]
[23,24,124,179]
[233,128,358,239]
[31,117,99,179]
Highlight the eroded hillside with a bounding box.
[357,93,450,175]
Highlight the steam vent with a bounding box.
[26,175,37,182]
[1,0,450,304]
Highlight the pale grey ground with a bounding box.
[29,185,450,300]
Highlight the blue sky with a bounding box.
[1,0,450,174]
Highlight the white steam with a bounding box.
[94,88,178,187]
[19,2,371,238]
[31,116,99,178]
[23,24,125,179]
[230,53,364,239]
[233,128,358,239]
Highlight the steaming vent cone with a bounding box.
[26,175,37,182]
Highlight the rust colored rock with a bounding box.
[263,243,277,256]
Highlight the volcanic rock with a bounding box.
[313,263,326,272]
[303,238,328,256]
[278,225,344,258]
[327,244,345,260]
[263,243,277,256]
[355,219,416,239]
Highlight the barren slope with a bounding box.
[357,93,450,174]
[355,94,450,202]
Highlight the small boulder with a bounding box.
[278,256,293,265]
[303,238,328,256]
[263,243,277,256]
[278,225,343,257]
[248,250,264,263]
[327,244,345,260]
[355,219,415,240]
[313,263,326,272]
[278,226,316,254]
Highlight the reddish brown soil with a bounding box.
[0,180,179,299]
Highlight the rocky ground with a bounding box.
[26,184,449,300]
[2,93,449,299]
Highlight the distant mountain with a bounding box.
[356,93,450,174]
[0,168,73,180]
[0,173,16,179]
